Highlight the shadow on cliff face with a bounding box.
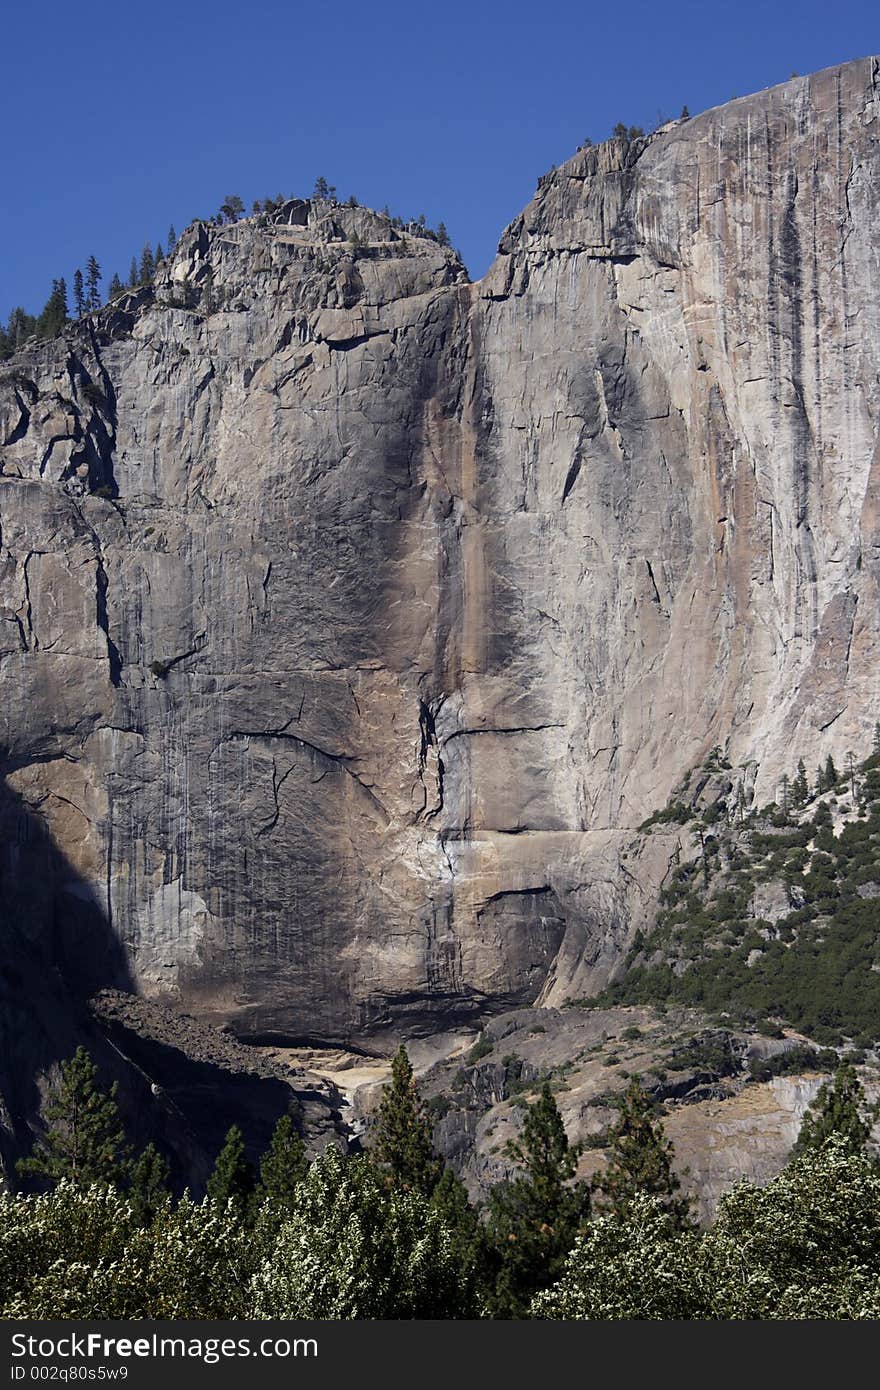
[0,770,133,1178]
[0,773,132,997]
[0,774,311,1193]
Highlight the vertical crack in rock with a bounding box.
[416,698,444,821]
[21,552,37,649]
[95,554,122,687]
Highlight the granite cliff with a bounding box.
[1,58,879,1154]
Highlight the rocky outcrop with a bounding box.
[1,58,879,1097]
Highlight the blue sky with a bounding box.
[3,0,877,320]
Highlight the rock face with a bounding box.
[1,58,880,1079]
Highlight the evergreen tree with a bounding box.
[139,244,155,285]
[779,772,791,817]
[793,759,809,806]
[257,1114,308,1210]
[206,1124,256,1211]
[429,1165,487,1286]
[85,256,101,311]
[128,257,139,289]
[846,750,857,799]
[371,1045,441,1196]
[794,1062,877,1157]
[680,104,691,119]
[73,268,85,318]
[593,1079,691,1225]
[128,1143,170,1225]
[108,273,123,300]
[436,221,450,246]
[154,243,164,265]
[167,224,177,253]
[823,754,838,790]
[0,307,37,357]
[312,176,329,200]
[36,279,68,338]
[485,1080,591,1317]
[219,194,244,223]
[17,1047,129,1188]
[874,722,880,756]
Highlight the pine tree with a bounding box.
[128,257,139,289]
[35,279,69,339]
[371,1045,441,1196]
[680,104,691,119]
[219,194,244,223]
[2,306,37,356]
[779,773,791,817]
[794,1062,877,1157]
[206,1124,256,1210]
[128,1143,170,1225]
[167,224,177,253]
[436,221,450,246]
[17,1046,129,1188]
[108,273,123,300]
[793,759,809,807]
[85,256,101,311]
[823,754,838,790]
[207,1123,255,1212]
[593,1079,691,1224]
[846,750,856,799]
[73,268,85,318]
[257,1114,308,1210]
[430,1165,487,1284]
[139,244,155,285]
[486,1080,591,1316]
[312,176,329,200]
[154,242,164,265]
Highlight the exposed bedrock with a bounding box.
[1,58,879,1051]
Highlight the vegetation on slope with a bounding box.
[3,1041,879,1319]
[602,738,880,1047]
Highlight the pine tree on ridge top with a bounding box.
[139,244,155,285]
[36,279,68,339]
[371,1044,442,1196]
[16,1045,129,1188]
[85,256,101,312]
